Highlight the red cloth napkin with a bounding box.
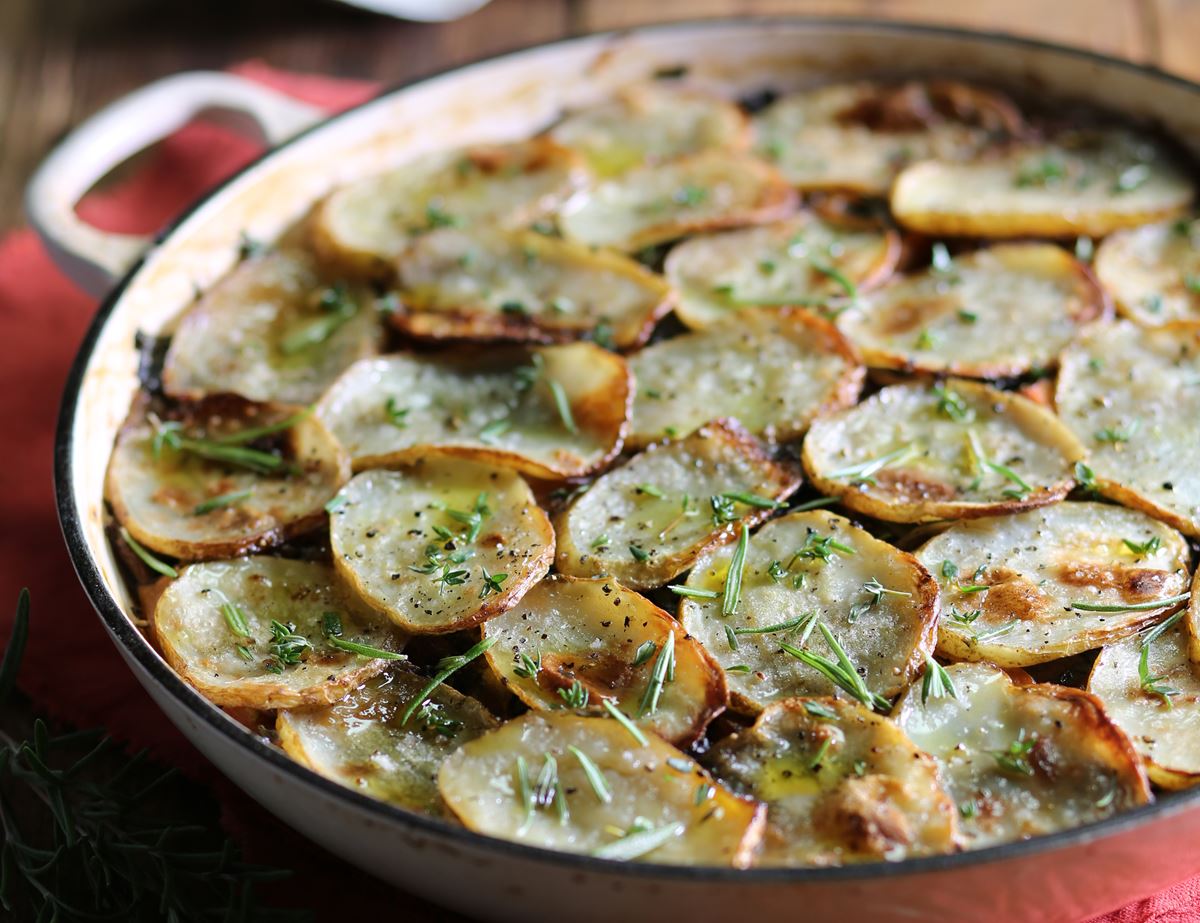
[0,60,1191,923]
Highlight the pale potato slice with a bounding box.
[310,139,585,277]
[1056,321,1200,536]
[679,510,936,711]
[754,80,1023,196]
[917,502,1190,667]
[893,662,1151,849]
[154,556,406,709]
[707,698,957,865]
[278,666,498,816]
[1094,218,1200,324]
[627,308,863,447]
[664,213,900,330]
[162,248,382,405]
[549,84,750,177]
[558,151,796,253]
[802,379,1083,523]
[838,243,1110,378]
[315,342,630,479]
[554,420,801,589]
[892,129,1194,238]
[391,227,671,347]
[328,458,554,634]
[438,712,764,866]
[107,397,349,560]
[482,575,726,746]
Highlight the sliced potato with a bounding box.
[549,83,750,177]
[664,213,900,330]
[278,666,498,816]
[162,249,381,405]
[438,712,764,866]
[558,151,796,253]
[328,458,554,634]
[754,80,1022,196]
[310,139,585,277]
[917,502,1190,667]
[707,698,957,865]
[893,662,1151,849]
[316,342,631,479]
[1056,321,1200,536]
[803,379,1082,523]
[680,510,936,710]
[483,575,726,746]
[107,397,349,560]
[838,243,1110,378]
[892,129,1194,238]
[554,420,801,589]
[627,308,863,447]
[1095,218,1200,325]
[390,227,671,347]
[154,556,406,709]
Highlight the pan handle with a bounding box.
[25,71,324,297]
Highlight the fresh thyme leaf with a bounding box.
[957,309,978,324]
[400,637,497,726]
[638,631,676,717]
[1095,421,1139,445]
[513,650,541,680]
[1074,461,1100,497]
[479,569,508,599]
[791,530,855,564]
[1123,536,1163,556]
[920,655,957,706]
[636,483,666,499]
[591,533,611,550]
[592,823,684,861]
[149,416,292,476]
[725,664,752,674]
[668,585,719,600]
[268,620,312,666]
[861,577,911,606]
[193,488,253,516]
[947,606,982,625]
[601,699,648,746]
[933,384,974,423]
[722,525,750,617]
[694,782,714,805]
[991,729,1037,776]
[1015,154,1067,188]
[672,184,708,207]
[1070,593,1189,612]
[568,746,612,803]
[424,203,461,229]
[629,545,651,563]
[942,560,959,581]
[119,527,178,578]
[914,329,941,350]
[384,397,409,429]
[709,494,737,525]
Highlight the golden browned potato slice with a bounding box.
[754,80,1022,196]
[558,151,796,253]
[892,129,1194,238]
[554,420,801,589]
[438,712,764,866]
[162,249,382,405]
[802,380,1082,523]
[483,575,725,746]
[315,342,630,479]
[627,308,863,447]
[838,243,1110,378]
[893,662,1151,849]
[1056,320,1200,536]
[278,666,498,816]
[679,510,936,711]
[328,458,554,634]
[706,698,957,865]
[549,84,750,177]
[1095,218,1200,324]
[390,227,671,347]
[310,139,586,277]
[106,397,349,560]
[917,502,1190,667]
[154,556,406,709]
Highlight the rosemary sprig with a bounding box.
[826,443,916,485]
[400,637,497,726]
[320,612,406,661]
[279,283,358,354]
[920,655,958,706]
[732,612,816,639]
[601,700,648,746]
[722,525,750,616]
[1139,611,1185,706]
[1070,592,1189,612]
[638,631,676,717]
[557,680,590,709]
[119,527,178,579]
[593,822,684,861]
[193,488,253,516]
[150,417,291,476]
[567,746,612,804]
[211,407,313,445]
[780,623,890,711]
[668,585,719,600]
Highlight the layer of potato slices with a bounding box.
[438,712,764,866]
[892,129,1194,238]
[107,397,349,560]
[707,698,957,865]
[802,380,1082,523]
[390,227,671,346]
[558,151,796,253]
[316,343,630,479]
[162,249,382,405]
[893,662,1150,849]
[549,83,750,177]
[278,666,498,816]
[153,556,407,709]
[838,243,1110,378]
[918,502,1190,667]
[679,510,936,711]
[663,213,900,330]
[753,80,1023,196]
[627,308,863,447]
[1094,218,1200,324]
[554,420,800,589]
[310,139,585,277]
[1056,321,1200,536]
[328,458,554,633]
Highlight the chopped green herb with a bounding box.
[479,570,508,599]
[280,283,358,354]
[591,534,611,550]
[1123,536,1163,556]
[602,699,648,746]
[193,488,253,516]
[268,620,311,667]
[957,309,978,324]
[514,650,541,680]
[220,601,252,639]
[632,640,657,667]
[934,384,974,423]
[629,545,650,563]
[1139,611,1184,706]
[568,746,612,803]
[780,623,890,712]
[1074,461,1100,497]
[478,418,511,444]
[673,185,708,207]
[119,527,178,579]
[826,443,916,485]
[638,630,675,717]
[732,612,816,637]
[1070,593,1189,613]
[636,483,666,499]
[1095,421,1139,445]
[722,525,750,617]
[791,496,837,512]
[668,585,719,600]
[400,637,497,726]
[557,679,590,709]
[592,823,684,861]
[384,397,409,429]
[941,560,959,581]
[991,729,1037,776]
[803,700,838,721]
[920,654,958,706]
